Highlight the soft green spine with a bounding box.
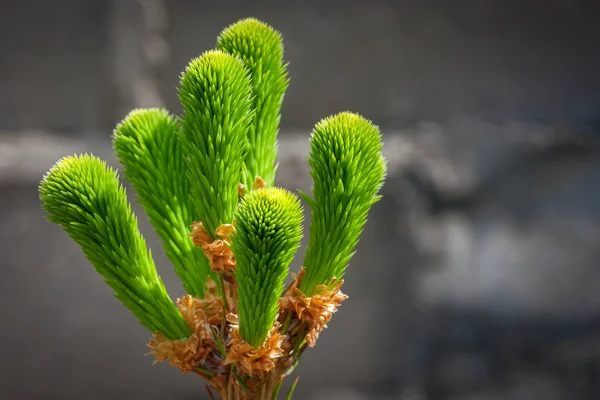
[39,155,191,340]
[232,188,303,347]
[217,18,289,188]
[300,112,387,296]
[113,108,211,298]
[178,50,253,238]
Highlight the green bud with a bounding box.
[113,108,211,298]
[39,154,191,340]
[300,112,387,296]
[217,18,289,188]
[178,50,253,238]
[232,188,303,347]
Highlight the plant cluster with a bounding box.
[39,18,386,399]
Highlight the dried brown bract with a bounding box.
[190,220,212,247]
[179,293,223,332]
[224,314,285,377]
[147,331,213,374]
[147,293,224,374]
[238,183,247,198]
[190,221,237,278]
[279,268,348,347]
[252,176,266,190]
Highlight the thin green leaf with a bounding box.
[286,377,300,400]
[272,378,283,400]
[297,189,316,209]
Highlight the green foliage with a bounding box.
[39,18,387,371]
[39,155,191,340]
[178,50,253,238]
[300,112,386,296]
[217,18,289,188]
[113,108,211,298]
[232,188,303,347]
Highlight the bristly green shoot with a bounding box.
[217,18,289,188]
[232,188,303,347]
[38,16,387,398]
[113,108,211,298]
[39,155,191,340]
[300,112,387,296]
[178,50,253,239]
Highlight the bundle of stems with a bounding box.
[39,18,386,400]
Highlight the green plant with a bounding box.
[39,17,386,400]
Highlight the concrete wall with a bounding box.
[0,1,110,131]
[1,0,599,131]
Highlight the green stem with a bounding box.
[286,377,299,400]
[280,313,292,334]
[195,367,215,378]
[217,275,230,337]
[211,326,226,358]
[217,275,229,313]
[271,378,283,400]
[231,366,250,392]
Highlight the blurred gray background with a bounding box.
[2,1,600,399]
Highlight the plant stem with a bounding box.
[286,377,299,400]
[280,313,292,334]
[271,379,283,400]
[195,367,216,378]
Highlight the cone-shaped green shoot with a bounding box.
[113,108,211,298]
[178,50,253,238]
[232,188,303,347]
[217,18,289,188]
[39,155,191,340]
[300,112,386,296]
